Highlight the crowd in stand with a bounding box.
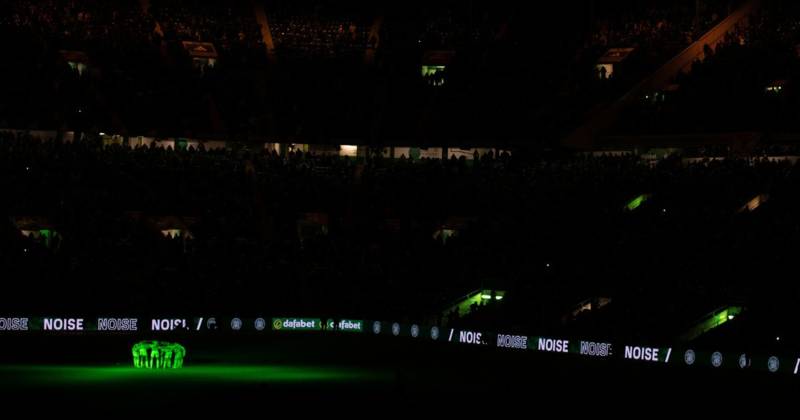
[587,0,738,53]
[2,131,800,348]
[151,0,264,56]
[267,0,374,59]
[0,0,753,147]
[556,0,743,128]
[5,1,800,350]
[615,0,800,135]
[0,0,155,48]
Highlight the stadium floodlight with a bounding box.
[132,341,186,369]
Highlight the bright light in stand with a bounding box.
[339,145,358,157]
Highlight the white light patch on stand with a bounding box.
[339,145,358,157]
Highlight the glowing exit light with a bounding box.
[625,194,651,211]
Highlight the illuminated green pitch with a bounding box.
[0,365,388,387]
[132,341,186,369]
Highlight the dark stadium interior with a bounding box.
[0,0,799,403]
